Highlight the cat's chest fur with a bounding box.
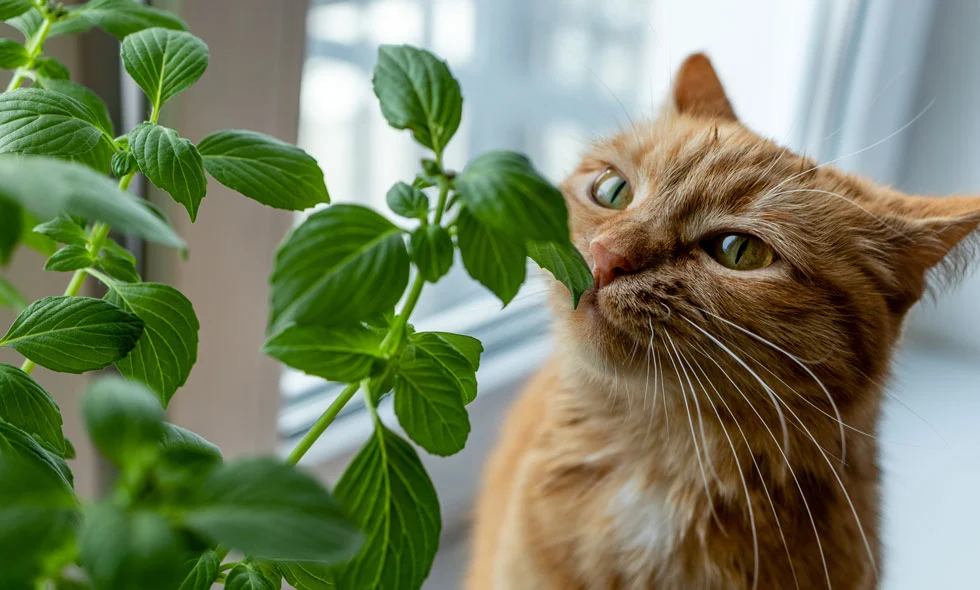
[606,475,678,579]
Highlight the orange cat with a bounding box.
[466,54,980,590]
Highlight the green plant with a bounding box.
[0,1,590,589]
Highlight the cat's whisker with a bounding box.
[695,307,849,467]
[687,336,832,590]
[661,332,722,529]
[682,316,791,459]
[683,351,761,590]
[760,187,907,240]
[765,98,935,196]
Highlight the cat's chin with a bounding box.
[569,287,651,370]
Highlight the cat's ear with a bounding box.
[671,53,737,121]
[880,194,980,312]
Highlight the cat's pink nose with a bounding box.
[590,238,634,290]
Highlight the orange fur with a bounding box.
[467,54,980,590]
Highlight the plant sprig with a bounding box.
[0,3,591,589]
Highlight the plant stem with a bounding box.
[285,381,361,465]
[7,9,55,91]
[20,172,136,375]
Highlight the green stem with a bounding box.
[20,171,136,375]
[285,381,361,465]
[6,10,55,91]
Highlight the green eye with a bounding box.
[708,233,776,270]
[592,168,633,209]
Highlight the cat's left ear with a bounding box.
[880,193,980,312]
[671,53,737,121]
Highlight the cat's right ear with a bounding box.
[671,53,737,122]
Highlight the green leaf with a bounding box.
[73,0,188,39]
[177,551,221,590]
[67,136,115,175]
[0,296,143,374]
[278,562,335,589]
[0,39,27,69]
[104,282,199,406]
[0,157,185,248]
[394,351,470,456]
[334,424,440,589]
[456,208,526,305]
[410,224,454,282]
[0,452,78,586]
[182,458,363,563]
[0,364,65,454]
[82,377,164,469]
[121,27,208,112]
[33,215,88,246]
[129,123,207,220]
[409,331,481,404]
[161,423,222,461]
[18,209,56,257]
[0,277,26,312]
[0,196,20,264]
[0,88,105,156]
[269,204,409,333]
[36,78,114,135]
[111,150,138,178]
[455,151,570,241]
[0,419,73,489]
[0,0,31,21]
[96,247,141,283]
[225,563,277,590]
[44,244,95,272]
[79,504,183,590]
[386,181,429,219]
[263,323,384,383]
[372,45,462,155]
[197,129,330,210]
[35,57,70,80]
[527,239,593,308]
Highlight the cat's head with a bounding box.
[555,53,980,420]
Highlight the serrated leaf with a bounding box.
[0,277,26,312]
[177,550,221,590]
[527,239,593,308]
[386,181,428,219]
[36,78,114,135]
[269,204,409,333]
[0,88,106,156]
[410,224,454,282]
[73,0,187,39]
[0,364,65,454]
[225,563,277,590]
[0,0,31,21]
[197,129,329,210]
[182,458,362,563]
[0,451,78,586]
[394,352,470,456]
[372,44,462,155]
[33,215,88,246]
[409,331,481,404]
[82,377,164,469]
[457,208,526,305]
[0,196,20,264]
[0,419,73,489]
[0,39,27,69]
[0,296,144,374]
[121,27,208,111]
[0,156,185,248]
[278,562,335,589]
[334,424,440,589]
[97,247,141,283]
[263,323,384,383]
[105,282,199,406]
[79,504,183,590]
[45,244,95,272]
[130,123,207,220]
[455,151,570,241]
[68,136,115,175]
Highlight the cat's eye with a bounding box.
[706,233,776,270]
[591,168,633,209]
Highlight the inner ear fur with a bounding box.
[671,53,737,122]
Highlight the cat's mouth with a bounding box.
[581,275,668,339]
